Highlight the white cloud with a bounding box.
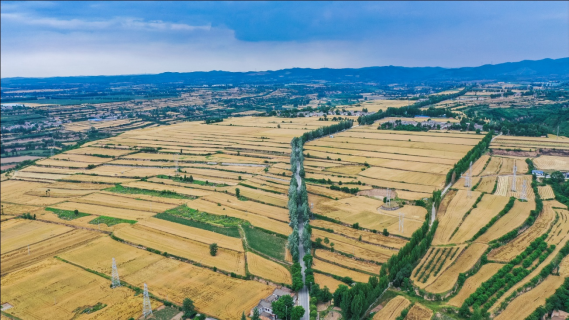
[0,12,210,32]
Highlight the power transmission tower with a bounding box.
[111,258,121,288]
[469,161,473,185]
[398,212,404,232]
[142,283,153,318]
[512,160,517,192]
[520,179,527,201]
[387,188,391,207]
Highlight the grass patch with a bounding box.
[155,212,240,238]
[163,204,247,227]
[151,306,180,320]
[243,225,286,260]
[105,184,194,200]
[81,302,107,314]
[157,174,228,187]
[88,216,137,227]
[45,207,90,220]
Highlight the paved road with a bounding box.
[297,226,310,320]
[294,148,310,320]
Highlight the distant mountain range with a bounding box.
[2,58,567,87]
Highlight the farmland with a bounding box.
[2,89,569,320]
[372,296,411,320]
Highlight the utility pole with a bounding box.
[111,258,121,288]
[142,283,153,318]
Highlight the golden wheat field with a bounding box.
[412,246,466,288]
[310,219,407,249]
[477,199,534,243]
[425,243,488,294]
[475,176,497,193]
[488,201,556,262]
[59,237,273,320]
[313,258,371,283]
[494,275,564,320]
[533,155,569,171]
[113,224,246,275]
[49,201,156,220]
[246,252,291,284]
[450,194,511,243]
[372,296,411,320]
[405,303,433,320]
[314,273,345,292]
[538,185,555,200]
[433,190,480,245]
[481,157,502,175]
[448,263,503,307]
[138,217,243,251]
[0,258,159,320]
[311,229,395,263]
[1,220,73,253]
[1,229,102,276]
[316,250,381,274]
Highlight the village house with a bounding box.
[251,288,296,320]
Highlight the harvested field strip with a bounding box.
[0,229,102,276]
[316,250,381,274]
[487,201,556,262]
[359,167,446,188]
[477,200,534,243]
[450,194,511,244]
[425,243,488,294]
[74,192,178,212]
[312,229,395,263]
[1,220,73,253]
[471,155,490,176]
[222,185,288,208]
[65,146,133,156]
[475,176,497,193]
[50,201,156,220]
[448,263,504,307]
[0,258,156,320]
[139,217,243,252]
[61,174,138,184]
[314,273,345,292]
[313,258,371,283]
[59,237,272,320]
[52,154,114,163]
[547,210,569,246]
[25,187,96,198]
[494,275,564,320]
[433,190,480,245]
[302,149,458,166]
[481,157,502,176]
[246,252,291,284]
[405,303,433,320]
[372,296,411,320]
[538,186,555,200]
[494,176,508,196]
[357,176,436,194]
[311,219,407,249]
[201,192,289,222]
[113,224,246,275]
[533,156,569,170]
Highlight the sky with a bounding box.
[1,1,568,78]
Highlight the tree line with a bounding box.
[445,131,493,184]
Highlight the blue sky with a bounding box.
[1,1,567,78]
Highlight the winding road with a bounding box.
[294,148,310,320]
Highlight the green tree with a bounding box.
[236,188,241,198]
[291,306,305,320]
[209,243,218,256]
[251,308,260,320]
[382,228,389,236]
[189,175,194,183]
[551,171,565,184]
[74,209,79,216]
[182,298,195,318]
[197,314,206,320]
[272,295,294,319]
[241,312,246,320]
